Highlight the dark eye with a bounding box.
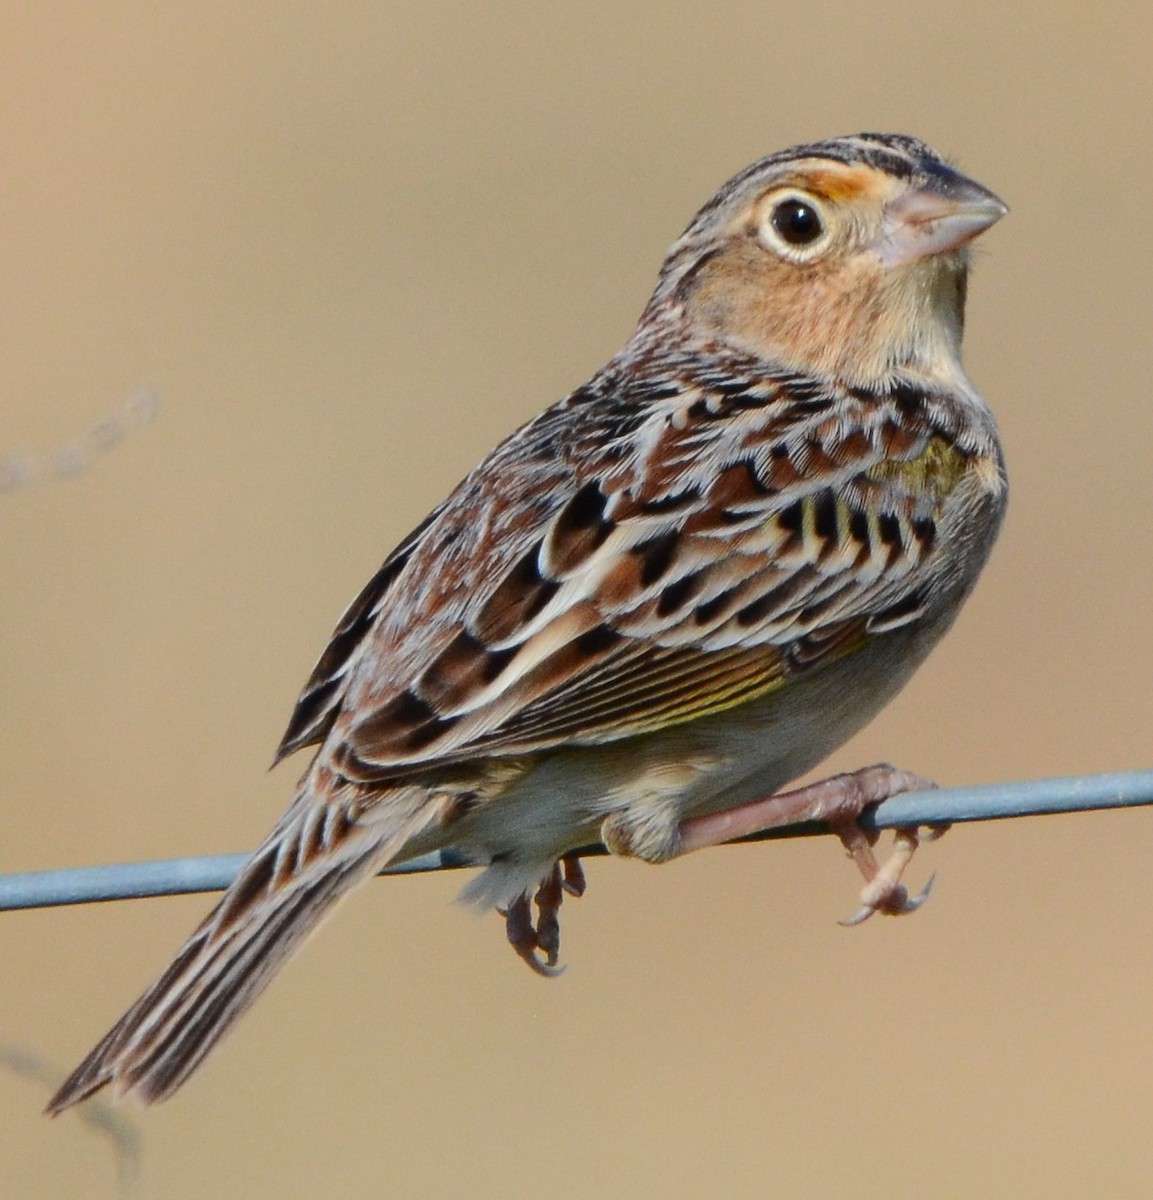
[771,198,823,246]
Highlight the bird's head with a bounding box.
[646,133,1007,387]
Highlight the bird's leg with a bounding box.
[677,763,945,924]
[499,854,585,977]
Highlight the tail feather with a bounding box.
[47,784,434,1113]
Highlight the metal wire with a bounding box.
[3,769,1151,913]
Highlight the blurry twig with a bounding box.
[0,1043,142,1197]
[1,387,160,492]
[2,769,1151,911]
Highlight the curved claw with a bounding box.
[839,872,936,928]
[521,954,567,979]
[901,871,936,912]
[839,904,877,928]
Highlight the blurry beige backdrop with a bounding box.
[3,3,1152,1197]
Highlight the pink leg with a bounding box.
[678,763,944,924]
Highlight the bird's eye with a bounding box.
[756,190,832,260]
[771,198,823,245]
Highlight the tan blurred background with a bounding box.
[3,3,1152,1196]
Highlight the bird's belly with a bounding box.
[451,617,948,908]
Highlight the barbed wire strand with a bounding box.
[3,770,1151,913]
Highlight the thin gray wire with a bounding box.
[3,769,1151,913]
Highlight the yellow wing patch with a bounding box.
[865,435,969,496]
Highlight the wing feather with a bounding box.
[274,502,449,763]
[277,360,980,782]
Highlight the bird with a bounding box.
[47,132,1007,1112]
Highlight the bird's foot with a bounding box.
[499,855,586,977]
[677,763,945,924]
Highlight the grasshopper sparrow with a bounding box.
[49,132,1007,1111]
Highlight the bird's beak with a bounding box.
[874,173,1007,269]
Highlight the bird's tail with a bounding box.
[47,779,436,1113]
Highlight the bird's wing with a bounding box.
[283,364,980,782]
[275,502,448,762]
